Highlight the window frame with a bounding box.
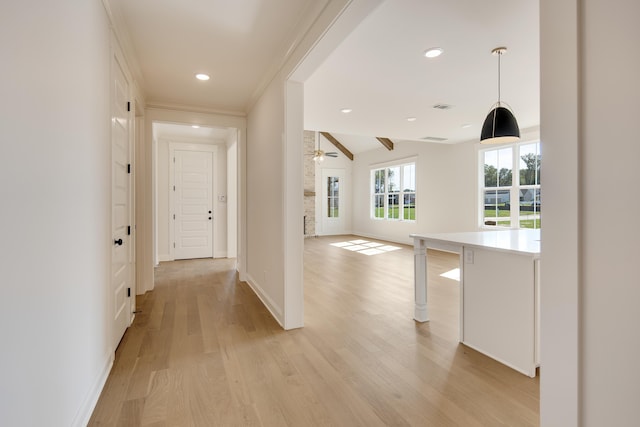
[370,157,417,222]
[478,140,541,230]
[327,175,339,218]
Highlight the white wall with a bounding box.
[156,137,229,260]
[351,140,477,245]
[0,1,113,425]
[580,2,640,423]
[541,0,640,425]
[539,1,580,418]
[227,131,238,258]
[135,112,153,295]
[246,76,286,322]
[214,142,228,257]
[579,0,639,423]
[157,138,170,259]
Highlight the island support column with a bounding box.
[413,238,428,322]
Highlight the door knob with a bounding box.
[114,238,123,246]
[208,217,212,220]
[208,210,212,214]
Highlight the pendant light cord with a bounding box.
[497,50,501,105]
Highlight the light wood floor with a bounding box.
[90,235,539,426]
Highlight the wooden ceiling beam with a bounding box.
[376,137,394,151]
[320,132,354,161]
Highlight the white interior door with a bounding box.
[321,168,345,235]
[111,54,131,349]
[174,150,213,259]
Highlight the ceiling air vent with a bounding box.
[432,104,453,110]
[421,136,449,142]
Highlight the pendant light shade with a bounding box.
[480,104,520,144]
[480,47,520,144]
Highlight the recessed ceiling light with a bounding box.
[461,123,472,129]
[407,117,417,122]
[424,47,443,58]
[340,108,353,114]
[195,73,210,81]
[192,125,200,128]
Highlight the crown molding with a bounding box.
[145,101,247,118]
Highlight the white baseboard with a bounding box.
[160,253,229,260]
[71,351,114,427]
[461,341,536,378]
[245,273,284,328]
[158,254,173,262]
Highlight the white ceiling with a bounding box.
[109,0,540,151]
[305,0,540,147]
[108,0,317,113]
[153,122,233,142]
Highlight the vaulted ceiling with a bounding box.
[107,0,539,150]
[305,0,539,146]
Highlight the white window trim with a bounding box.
[327,176,339,218]
[478,140,541,230]
[370,157,417,222]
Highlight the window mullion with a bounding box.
[510,185,517,228]
[384,168,389,219]
[507,144,517,228]
[399,167,404,218]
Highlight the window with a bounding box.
[327,176,339,218]
[371,160,416,221]
[480,142,541,229]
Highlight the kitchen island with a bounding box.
[410,229,540,377]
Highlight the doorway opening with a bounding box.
[152,122,238,264]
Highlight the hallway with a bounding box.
[90,236,539,426]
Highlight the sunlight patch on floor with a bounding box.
[440,268,460,281]
[330,240,402,256]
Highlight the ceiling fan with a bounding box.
[312,149,338,162]
[310,138,337,163]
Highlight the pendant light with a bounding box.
[480,47,520,144]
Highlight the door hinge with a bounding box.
[173,214,175,220]
[173,157,176,163]
[127,287,131,297]
[127,164,131,174]
[127,225,131,235]
[173,185,175,191]
[173,242,176,248]
[127,101,130,112]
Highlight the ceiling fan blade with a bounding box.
[326,152,338,157]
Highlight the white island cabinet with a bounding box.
[410,229,540,377]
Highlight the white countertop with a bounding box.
[410,229,540,256]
